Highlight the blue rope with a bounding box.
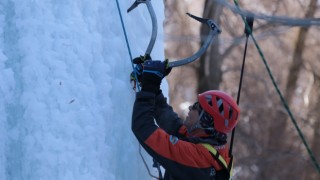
[115,1,157,179]
[115,0,133,62]
[115,0,141,91]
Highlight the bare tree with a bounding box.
[197,0,223,92]
[260,0,319,179]
[302,70,320,179]
[285,0,318,103]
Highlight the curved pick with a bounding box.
[127,0,144,13]
[186,13,209,24]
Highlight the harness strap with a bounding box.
[201,143,233,179]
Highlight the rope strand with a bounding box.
[216,0,320,27]
[229,31,250,157]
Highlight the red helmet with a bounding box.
[198,90,240,133]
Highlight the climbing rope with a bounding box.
[115,0,157,179]
[216,0,320,27]
[115,1,133,64]
[229,16,253,160]
[233,0,320,173]
[115,0,141,92]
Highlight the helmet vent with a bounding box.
[216,97,224,115]
[205,94,212,103]
[224,119,229,127]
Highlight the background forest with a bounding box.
[163,0,320,179]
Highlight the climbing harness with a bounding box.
[228,15,254,173]
[202,143,232,180]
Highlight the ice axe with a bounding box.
[127,0,157,58]
[167,13,221,68]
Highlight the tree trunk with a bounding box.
[197,0,223,93]
[260,0,318,179]
[285,0,318,103]
[303,73,320,179]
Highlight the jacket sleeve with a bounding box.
[154,92,183,136]
[131,91,158,141]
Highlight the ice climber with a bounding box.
[131,59,240,180]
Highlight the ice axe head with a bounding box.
[127,0,147,13]
[186,13,221,33]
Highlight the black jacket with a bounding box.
[132,91,230,180]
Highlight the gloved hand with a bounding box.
[130,55,152,89]
[141,59,172,94]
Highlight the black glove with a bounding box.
[133,54,151,64]
[141,60,172,94]
[130,55,152,89]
